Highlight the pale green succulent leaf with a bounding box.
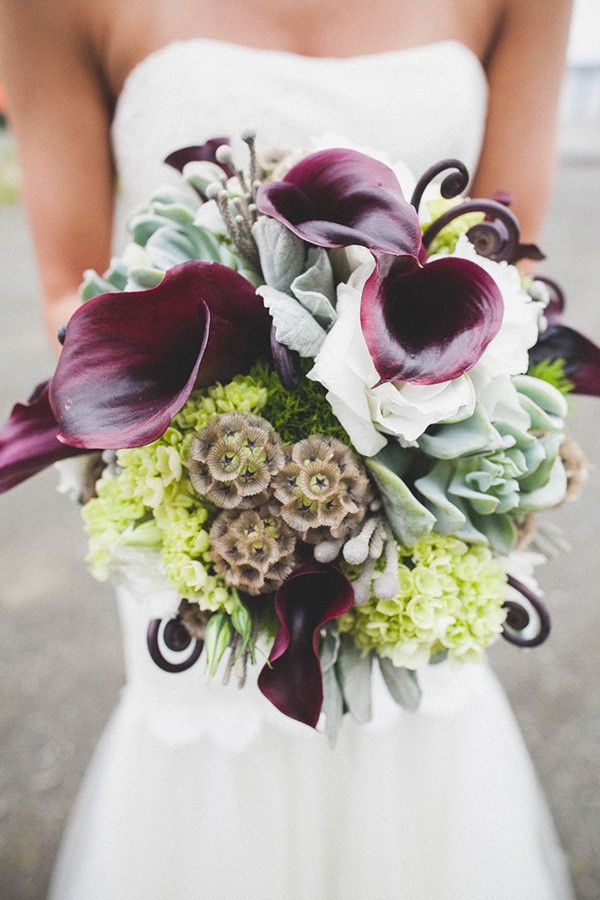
[182,161,228,196]
[366,456,436,546]
[150,184,200,212]
[514,374,567,432]
[127,267,165,290]
[370,441,415,479]
[468,510,516,553]
[418,402,500,459]
[80,270,119,302]
[320,626,342,674]
[518,434,562,493]
[151,201,197,228]
[520,455,567,512]
[145,226,203,269]
[103,260,130,291]
[189,225,224,262]
[513,374,569,419]
[129,213,167,246]
[448,472,500,514]
[414,461,467,533]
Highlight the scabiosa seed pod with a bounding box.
[188,413,285,509]
[271,435,371,544]
[210,504,298,595]
[178,598,210,641]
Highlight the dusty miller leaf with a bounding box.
[336,635,373,725]
[258,285,327,357]
[379,658,421,712]
[322,665,344,747]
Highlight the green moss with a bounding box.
[527,357,574,395]
[252,360,351,445]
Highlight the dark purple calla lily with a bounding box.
[258,562,355,727]
[0,382,90,493]
[530,323,600,396]
[164,137,234,178]
[361,254,504,385]
[256,148,423,257]
[50,261,271,450]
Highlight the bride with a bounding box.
[0,0,575,898]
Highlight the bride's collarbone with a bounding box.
[101,0,502,96]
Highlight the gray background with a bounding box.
[0,123,599,897]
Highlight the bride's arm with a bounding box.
[472,0,574,244]
[0,0,115,347]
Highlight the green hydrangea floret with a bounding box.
[339,533,507,669]
[83,374,268,611]
[422,195,485,256]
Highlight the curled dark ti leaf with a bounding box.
[421,198,545,264]
[532,275,566,318]
[410,158,469,215]
[501,575,551,648]
[147,616,203,673]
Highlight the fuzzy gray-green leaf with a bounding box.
[322,665,344,747]
[379,658,421,711]
[258,285,327,357]
[291,248,337,327]
[336,635,373,725]
[253,216,306,293]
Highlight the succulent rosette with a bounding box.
[1,134,599,738]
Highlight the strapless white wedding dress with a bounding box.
[49,39,573,900]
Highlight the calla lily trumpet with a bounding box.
[0,261,272,491]
[50,261,272,449]
[258,562,355,727]
[529,276,600,397]
[0,382,90,493]
[258,148,504,385]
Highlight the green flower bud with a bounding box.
[205,612,233,676]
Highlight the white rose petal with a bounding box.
[308,258,476,454]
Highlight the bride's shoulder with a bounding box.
[0,0,106,76]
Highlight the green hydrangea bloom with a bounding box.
[83,375,267,611]
[339,533,507,669]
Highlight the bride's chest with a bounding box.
[98,0,501,98]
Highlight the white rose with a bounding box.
[308,256,476,456]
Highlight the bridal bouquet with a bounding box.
[1,133,598,737]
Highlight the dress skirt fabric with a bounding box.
[49,588,573,900]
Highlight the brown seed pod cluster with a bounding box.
[188,415,372,594]
[210,504,298,595]
[271,436,372,544]
[188,413,285,509]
